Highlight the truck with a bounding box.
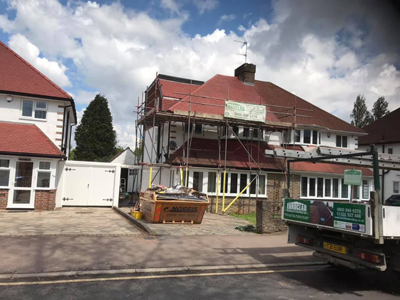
[272,145,400,271]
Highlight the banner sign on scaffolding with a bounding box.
[282,198,372,235]
[224,100,266,123]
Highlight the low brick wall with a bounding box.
[34,189,56,211]
[0,189,8,209]
[207,196,257,214]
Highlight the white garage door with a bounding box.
[61,163,117,207]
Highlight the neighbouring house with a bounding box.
[0,41,76,210]
[358,107,400,202]
[137,63,374,219]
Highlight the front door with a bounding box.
[8,161,34,209]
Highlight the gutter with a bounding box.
[0,151,65,159]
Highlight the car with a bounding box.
[385,195,400,206]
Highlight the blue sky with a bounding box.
[0,0,399,147]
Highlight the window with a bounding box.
[220,172,228,193]
[333,179,339,198]
[195,124,202,135]
[36,161,51,188]
[388,148,393,155]
[301,177,308,197]
[253,129,258,139]
[325,179,331,197]
[341,179,348,198]
[240,174,247,192]
[193,172,203,192]
[362,180,369,199]
[336,135,348,148]
[353,186,360,200]
[309,178,316,196]
[230,173,238,194]
[317,178,323,197]
[22,100,47,120]
[208,172,216,193]
[394,182,400,194]
[232,126,239,135]
[243,127,250,138]
[0,159,10,187]
[303,130,311,144]
[258,175,266,195]
[250,174,257,194]
[312,131,318,145]
[295,130,301,143]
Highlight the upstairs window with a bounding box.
[243,127,250,138]
[303,130,311,144]
[388,148,393,155]
[301,129,319,145]
[22,100,47,120]
[194,124,202,135]
[336,135,348,148]
[295,130,301,143]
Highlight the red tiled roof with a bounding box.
[0,41,72,100]
[168,138,284,170]
[161,73,363,133]
[293,161,373,176]
[0,122,65,158]
[359,107,400,145]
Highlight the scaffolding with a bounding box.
[134,73,312,213]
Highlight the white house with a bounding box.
[359,107,400,202]
[0,41,76,210]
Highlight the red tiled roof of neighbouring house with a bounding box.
[293,161,373,176]
[0,41,72,100]
[167,138,284,170]
[0,122,65,158]
[359,107,400,145]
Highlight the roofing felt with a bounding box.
[0,122,65,158]
[358,107,400,145]
[0,41,72,100]
[160,73,364,134]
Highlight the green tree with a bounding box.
[133,140,143,158]
[372,96,390,121]
[74,94,117,161]
[350,95,373,128]
[69,148,77,160]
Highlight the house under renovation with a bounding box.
[136,63,373,231]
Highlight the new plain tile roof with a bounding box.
[158,73,364,133]
[0,41,72,100]
[0,122,65,158]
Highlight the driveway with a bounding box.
[0,208,142,236]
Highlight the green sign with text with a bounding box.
[344,169,362,186]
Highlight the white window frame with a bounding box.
[35,160,53,190]
[300,175,372,201]
[0,157,11,188]
[394,181,400,194]
[335,135,348,148]
[293,129,321,146]
[190,169,267,198]
[21,99,48,121]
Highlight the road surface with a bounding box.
[0,265,399,299]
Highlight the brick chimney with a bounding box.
[234,63,256,85]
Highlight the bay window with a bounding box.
[295,129,320,145]
[193,172,203,192]
[0,159,10,187]
[324,179,331,197]
[230,173,238,193]
[207,172,216,193]
[36,161,51,188]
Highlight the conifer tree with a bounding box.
[75,94,117,161]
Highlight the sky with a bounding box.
[0,0,399,148]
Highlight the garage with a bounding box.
[56,161,121,207]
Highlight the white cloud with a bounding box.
[219,14,236,25]
[8,34,71,87]
[73,90,99,105]
[194,0,219,14]
[0,0,399,149]
[160,0,180,14]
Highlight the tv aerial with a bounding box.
[234,40,248,63]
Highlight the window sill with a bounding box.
[0,187,10,190]
[19,117,47,122]
[34,188,52,191]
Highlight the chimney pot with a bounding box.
[234,63,256,85]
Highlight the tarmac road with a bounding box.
[0,265,399,300]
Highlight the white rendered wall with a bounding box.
[0,93,71,149]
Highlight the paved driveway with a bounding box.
[0,208,142,236]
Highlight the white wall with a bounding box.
[0,93,71,149]
[359,143,400,201]
[111,149,137,165]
